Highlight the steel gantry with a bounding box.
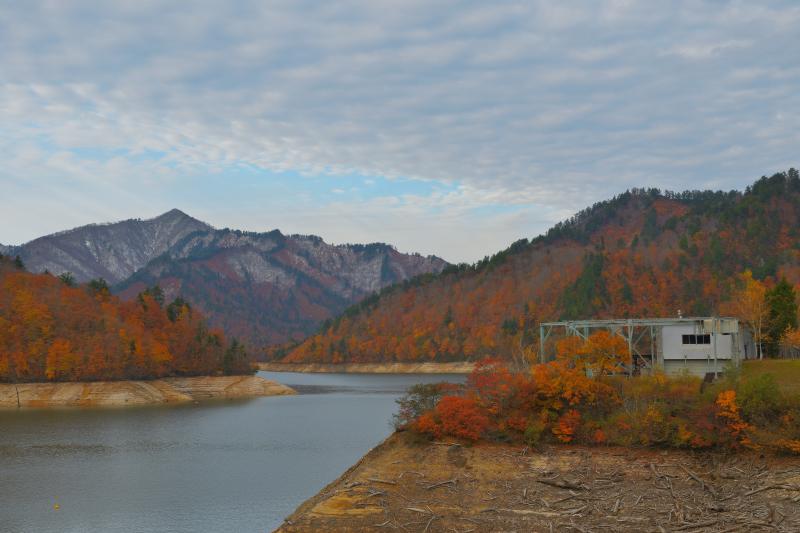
[539,317,741,373]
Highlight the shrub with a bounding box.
[414,395,490,442]
[401,357,800,453]
[552,410,581,443]
[523,418,547,446]
[393,382,458,430]
[737,374,783,425]
[436,396,491,441]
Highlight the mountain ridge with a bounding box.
[114,227,447,346]
[8,209,447,348]
[14,209,212,284]
[283,169,800,364]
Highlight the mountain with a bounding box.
[0,244,15,256]
[14,209,211,284]
[8,210,446,348]
[115,229,447,347]
[284,169,800,364]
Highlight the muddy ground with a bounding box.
[277,432,800,532]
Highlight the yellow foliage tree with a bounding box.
[579,330,632,377]
[723,270,768,359]
[782,328,800,357]
[555,330,631,377]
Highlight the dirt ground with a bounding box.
[276,432,800,533]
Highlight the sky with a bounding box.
[1,1,799,263]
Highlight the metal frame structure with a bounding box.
[539,317,741,374]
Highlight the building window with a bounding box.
[682,334,711,345]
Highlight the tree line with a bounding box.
[0,255,252,382]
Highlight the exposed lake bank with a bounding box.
[276,432,800,532]
[0,372,464,532]
[258,361,475,374]
[0,375,295,408]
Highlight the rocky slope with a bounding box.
[13,209,211,283]
[258,361,475,374]
[115,229,447,346]
[0,375,295,408]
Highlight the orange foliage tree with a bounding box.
[556,331,631,378]
[0,257,252,382]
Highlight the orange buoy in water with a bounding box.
[53,503,60,510]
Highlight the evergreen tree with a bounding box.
[138,285,165,307]
[58,272,76,287]
[87,278,110,297]
[765,278,798,355]
[223,339,247,375]
[167,297,191,322]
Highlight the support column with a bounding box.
[539,324,545,364]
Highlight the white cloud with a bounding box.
[668,39,753,60]
[0,1,799,261]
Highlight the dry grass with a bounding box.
[742,359,800,395]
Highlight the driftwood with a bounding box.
[280,440,800,533]
[536,478,586,491]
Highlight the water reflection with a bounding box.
[0,371,464,533]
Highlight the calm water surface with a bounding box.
[0,372,464,533]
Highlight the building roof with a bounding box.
[541,317,739,328]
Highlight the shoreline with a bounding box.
[0,375,295,408]
[276,432,800,532]
[257,361,475,374]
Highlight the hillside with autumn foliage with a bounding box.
[283,170,800,364]
[0,256,251,382]
[4,209,446,349]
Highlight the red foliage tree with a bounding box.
[0,257,251,382]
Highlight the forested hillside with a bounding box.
[284,170,800,364]
[6,209,446,348]
[0,256,250,382]
[115,229,447,346]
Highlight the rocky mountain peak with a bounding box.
[115,228,448,346]
[16,210,213,284]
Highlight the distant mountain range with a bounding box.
[2,209,211,284]
[3,211,447,347]
[284,170,800,364]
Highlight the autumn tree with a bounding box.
[782,328,800,358]
[724,270,768,359]
[556,330,631,377]
[0,257,252,383]
[579,330,631,377]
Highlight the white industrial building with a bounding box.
[539,317,754,378]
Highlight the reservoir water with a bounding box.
[0,371,465,533]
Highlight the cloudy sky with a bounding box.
[1,1,798,262]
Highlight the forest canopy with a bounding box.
[0,256,251,382]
